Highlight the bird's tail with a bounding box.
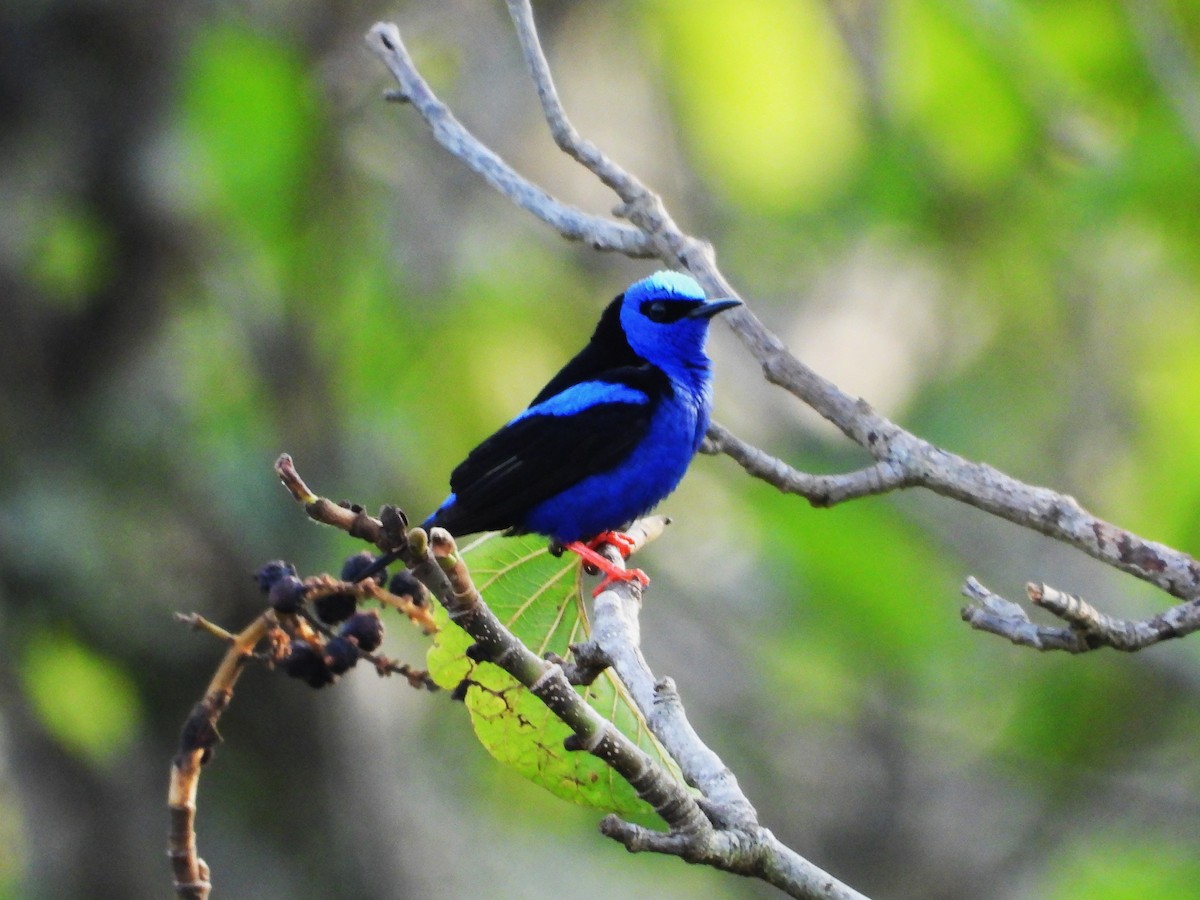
[353,547,403,584]
[420,493,456,534]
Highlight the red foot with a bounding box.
[564,537,649,598]
[587,531,638,558]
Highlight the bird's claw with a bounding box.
[591,567,649,598]
[587,530,638,559]
[563,540,650,597]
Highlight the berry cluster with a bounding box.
[253,554,390,689]
[278,611,386,688]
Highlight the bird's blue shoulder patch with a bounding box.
[514,379,648,421]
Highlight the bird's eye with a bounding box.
[642,300,671,322]
[639,297,703,323]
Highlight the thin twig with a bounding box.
[706,421,911,507]
[364,24,653,257]
[501,0,717,275]
[576,525,864,897]
[379,2,1200,626]
[962,577,1200,653]
[279,458,713,837]
[303,573,439,634]
[168,611,277,899]
[960,578,1089,653]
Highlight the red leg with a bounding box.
[563,540,649,597]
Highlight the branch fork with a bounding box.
[173,4,1200,898]
[366,3,1200,657]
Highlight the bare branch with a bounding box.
[504,0,644,199]
[364,24,653,257]
[924,449,1200,599]
[581,534,871,897]
[278,460,711,835]
[169,611,277,899]
[502,0,724,275]
[601,816,870,900]
[962,577,1200,653]
[706,421,911,507]
[590,565,755,824]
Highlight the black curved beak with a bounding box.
[688,298,742,319]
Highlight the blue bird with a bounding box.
[423,270,739,594]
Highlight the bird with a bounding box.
[422,270,739,595]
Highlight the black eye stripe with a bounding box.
[640,299,702,323]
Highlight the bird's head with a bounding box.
[619,271,740,378]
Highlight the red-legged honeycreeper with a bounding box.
[418,270,739,594]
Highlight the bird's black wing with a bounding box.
[430,365,668,536]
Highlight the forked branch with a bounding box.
[169,611,277,900]
[275,457,864,899]
[364,3,1200,653]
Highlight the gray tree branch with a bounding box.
[277,461,866,898]
[364,4,1200,656]
[585,533,868,899]
[587,523,756,822]
[704,421,913,507]
[367,23,653,257]
[962,577,1200,653]
[358,3,1200,897]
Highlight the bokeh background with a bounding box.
[3,1,1200,897]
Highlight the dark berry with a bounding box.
[267,575,306,614]
[314,591,357,625]
[341,550,386,585]
[315,552,386,624]
[387,569,424,605]
[283,639,332,689]
[323,636,359,675]
[254,560,298,593]
[340,610,384,653]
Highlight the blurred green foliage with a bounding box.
[3,1,1200,898]
[650,0,865,211]
[27,203,116,308]
[20,628,142,765]
[1043,832,1200,899]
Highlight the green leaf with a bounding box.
[426,533,684,820]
